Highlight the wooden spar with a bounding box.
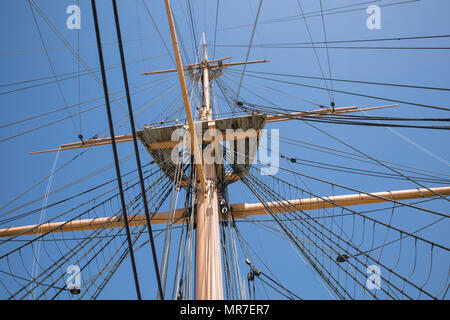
[29,105,398,155]
[210,59,270,69]
[140,56,231,75]
[29,128,260,154]
[195,32,224,300]
[231,186,450,219]
[265,105,399,123]
[1,186,448,238]
[164,0,205,191]
[139,58,269,76]
[0,209,186,237]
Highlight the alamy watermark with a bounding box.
[366,265,381,290]
[66,5,81,30]
[367,5,381,30]
[66,264,81,294]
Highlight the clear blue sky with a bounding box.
[0,0,449,300]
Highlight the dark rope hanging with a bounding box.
[91,0,142,300]
[111,0,164,300]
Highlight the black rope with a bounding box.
[231,71,450,112]
[91,0,141,300]
[215,0,418,33]
[319,0,335,109]
[214,34,450,49]
[234,0,263,108]
[238,69,450,92]
[27,0,79,137]
[212,0,220,59]
[296,0,332,104]
[111,0,164,300]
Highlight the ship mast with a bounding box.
[195,32,224,300]
[7,0,449,301]
[163,0,223,299]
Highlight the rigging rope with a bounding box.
[112,0,164,299]
[91,0,141,299]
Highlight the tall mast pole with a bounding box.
[195,32,224,300]
[162,0,222,299]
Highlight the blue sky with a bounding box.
[0,0,449,300]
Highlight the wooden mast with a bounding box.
[195,32,224,300]
[162,0,223,299]
[162,0,222,299]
